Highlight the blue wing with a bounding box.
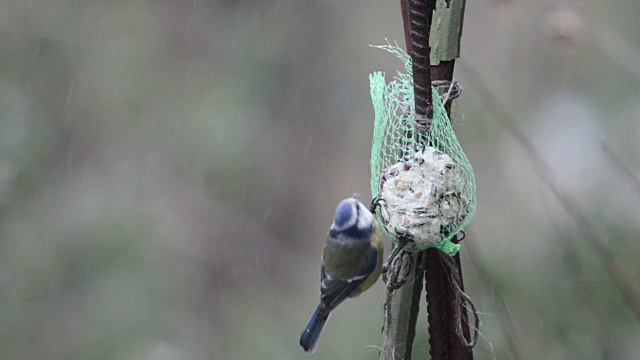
[299,247,379,352]
[319,246,379,311]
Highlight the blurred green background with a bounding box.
[1,0,639,359]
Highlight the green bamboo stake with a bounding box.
[381,253,423,360]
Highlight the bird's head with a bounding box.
[330,197,375,239]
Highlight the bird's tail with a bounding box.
[299,305,330,353]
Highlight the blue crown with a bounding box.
[333,200,355,228]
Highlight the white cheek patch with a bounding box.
[356,204,374,231]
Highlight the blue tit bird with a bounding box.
[299,197,383,353]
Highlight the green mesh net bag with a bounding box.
[369,44,476,256]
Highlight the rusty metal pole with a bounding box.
[403,1,473,359]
